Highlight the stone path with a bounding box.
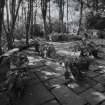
[1,41,105,105]
[17,51,105,105]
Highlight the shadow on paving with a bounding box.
[1,48,105,105]
[27,56,105,105]
[19,83,55,105]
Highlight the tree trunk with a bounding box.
[49,0,52,33]
[59,0,64,33]
[77,0,99,35]
[41,0,48,39]
[30,0,33,38]
[0,0,5,55]
[6,33,14,49]
[5,0,22,49]
[43,17,47,38]
[66,0,69,33]
[0,9,3,55]
[77,0,83,35]
[34,9,37,24]
[26,0,32,45]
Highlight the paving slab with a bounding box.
[52,85,86,105]
[80,88,105,105]
[44,76,65,89]
[94,74,105,84]
[42,100,60,105]
[92,83,105,92]
[0,93,9,105]
[68,81,90,94]
[100,101,105,105]
[96,59,105,65]
[28,73,40,85]
[84,77,97,87]
[45,61,65,74]
[89,64,100,71]
[85,71,100,78]
[20,83,54,105]
[35,66,63,81]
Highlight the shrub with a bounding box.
[31,24,44,37]
[50,33,82,42]
[97,30,105,39]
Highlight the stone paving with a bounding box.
[1,45,104,105]
[16,53,105,105]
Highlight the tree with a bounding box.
[3,0,22,49]
[77,0,99,35]
[77,0,83,35]
[49,0,52,33]
[30,0,34,38]
[26,0,33,45]
[66,0,69,33]
[0,0,5,55]
[41,0,48,39]
[54,0,65,33]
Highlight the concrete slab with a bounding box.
[52,85,86,105]
[80,88,105,105]
[21,83,54,105]
[44,76,65,89]
[42,100,60,105]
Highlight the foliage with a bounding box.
[51,19,66,33]
[11,52,29,68]
[87,41,104,58]
[30,24,44,37]
[87,14,105,30]
[14,25,26,40]
[1,68,32,104]
[63,41,96,80]
[97,30,105,39]
[35,42,56,59]
[50,33,82,42]
[0,56,10,83]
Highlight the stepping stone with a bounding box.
[80,88,105,105]
[21,83,54,105]
[52,85,87,105]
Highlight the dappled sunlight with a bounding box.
[45,61,58,66]
[99,69,105,73]
[98,65,105,68]
[28,56,46,67]
[55,66,64,71]
[41,71,61,76]
[68,83,79,88]
[92,92,105,101]
[28,56,44,62]
[28,62,35,65]
[56,50,81,57]
[45,61,61,71]
[43,76,48,79]
[45,61,52,65]
[54,84,62,89]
